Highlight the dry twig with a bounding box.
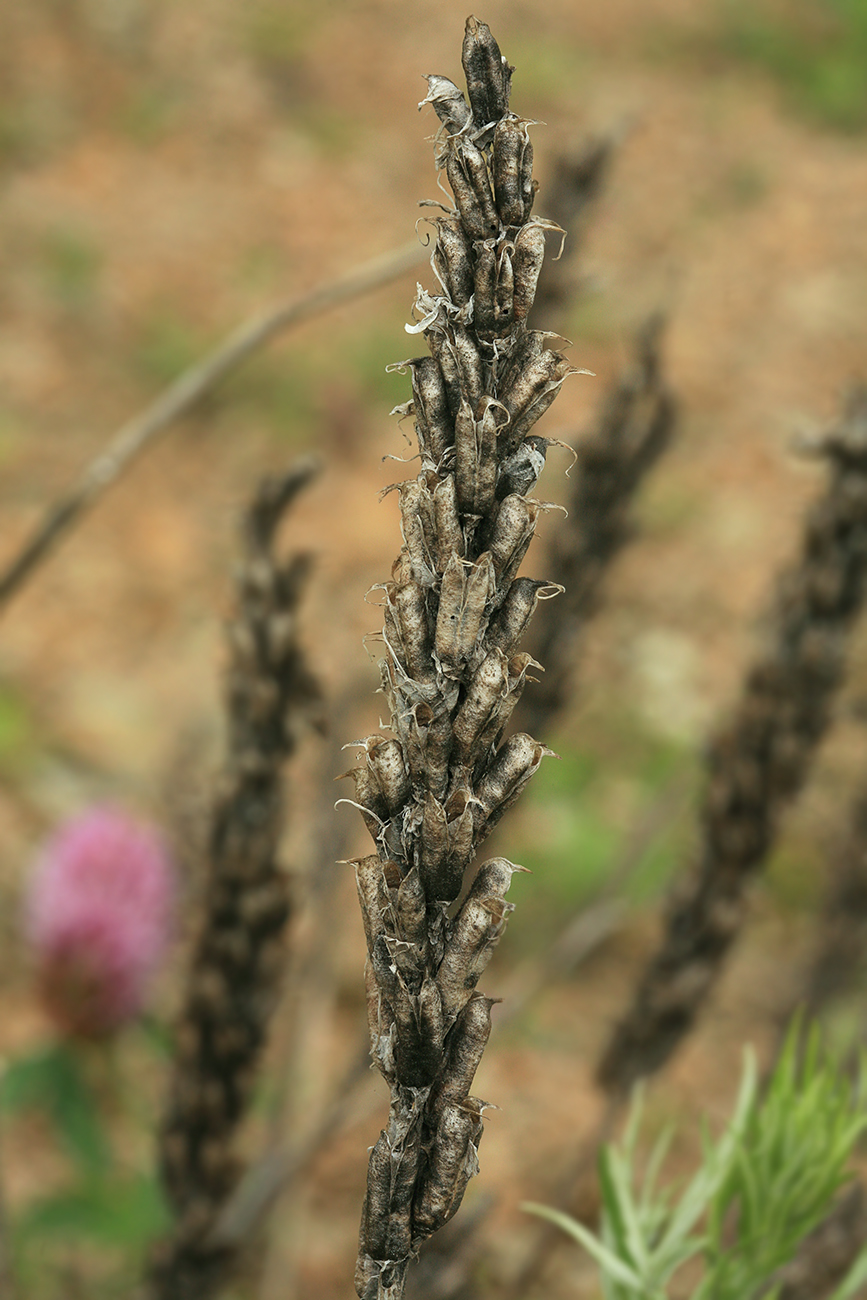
[599,386,867,1094]
[146,458,322,1300]
[0,242,425,614]
[347,19,587,1298]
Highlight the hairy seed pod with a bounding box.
[493,116,534,226]
[418,976,445,1055]
[446,141,499,241]
[419,75,472,135]
[461,16,511,128]
[473,732,549,835]
[412,1104,478,1239]
[433,474,464,569]
[487,494,539,589]
[511,222,547,323]
[366,738,411,817]
[427,994,494,1125]
[433,218,475,307]
[434,552,497,674]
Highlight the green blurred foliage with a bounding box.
[2,1040,170,1293]
[40,227,102,314]
[719,0,867,132]
[0,681,39,778]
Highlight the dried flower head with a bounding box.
[25,806,174,1039]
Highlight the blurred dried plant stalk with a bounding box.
[521,312,677,739]
[530,133,615,328]
[147,459,322,1300]
[599,386,867,1094]
[346,17,587,1299]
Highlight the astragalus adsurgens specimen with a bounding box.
[348,18,582,1300]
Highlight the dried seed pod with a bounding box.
[473,240,514,340]
[366,738,411,817]
[511,222,547,323]
[445,141,499,241]
[359,1133,394,1260]
[461,16,512,127]
[473,732,550,835]
[397,865,427,946]
[487,494,539,589]
[427,994,494,1124]
[434,551,497,675]
[398,480,437,587]
[418,792,472,903]
[493,116,534,226]
[455,397,502,519]
[500,348,576,455]
[436,858,519,1021]
[433,218,475,307]
[412,1104,478,1239]
[484,577,552,656]
[393,580,435,684]
[343,764,389,837]
[449,323,485,411]
[496,435,549,500]
[355,856,394,956]
[451,649,510,768]
[419,75,472,135]
[400,357,454,462]
[423,704,454,801]
[427,330,464,418]
[433,473,464,569]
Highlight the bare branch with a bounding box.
[0,242,425,614]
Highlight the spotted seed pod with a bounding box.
[511,222,547,324]
[427,994,495,1125]
[461,16,512,128]
[445,141,499,241]
[436,860,518,1022]
[473,239,514,340]
[433,474,464,570]
[399,357,454,462]
[484,577,553,656]
[434,552,497,674]
[366,738,411,818]
[412,1103,480,1239]
[473,732,551,836]
[487,494,540,591]
[500,349,577,455]
[433,218,475,307]
[493,116,534,227]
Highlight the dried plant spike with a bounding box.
[350,20,585,1299]
[599,386,867,1095]
[146,460,321,1300]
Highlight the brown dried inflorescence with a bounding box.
[598,386,867,1094]
[148,461,321,1300]
[349,18,584,1300]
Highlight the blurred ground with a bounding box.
[2,0,867,1297]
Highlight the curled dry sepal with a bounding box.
[599,386,867,1095]
[147,459,322,1300]
[527,1024,867,1300]
[348,18,586,1300]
